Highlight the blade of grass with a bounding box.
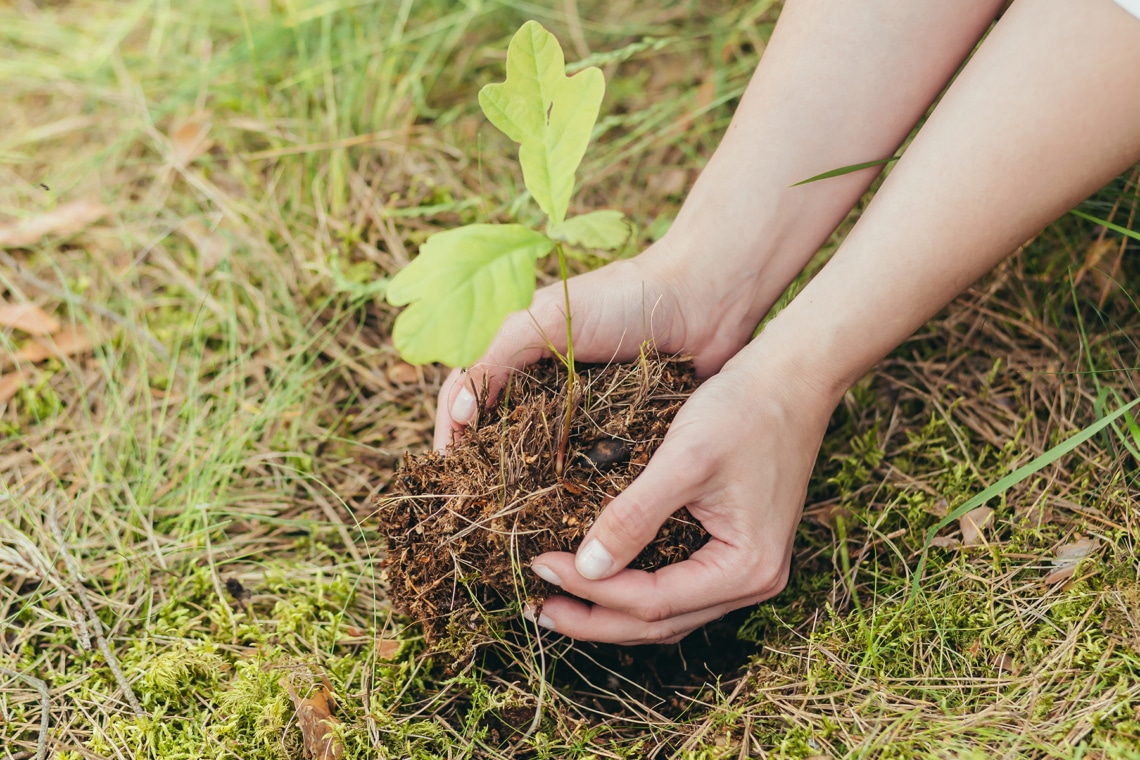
[791,155,901,186]
[907,396,1140,604]
[1069,208,1140,241]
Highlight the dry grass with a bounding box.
[1,0,1139,757]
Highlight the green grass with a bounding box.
[2,0,1140,758]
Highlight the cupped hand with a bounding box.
[525,348,836,645]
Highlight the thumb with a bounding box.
[436,302,566,444]
[574,439,701,580]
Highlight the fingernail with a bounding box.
[576,539,613,580]
[450,387,476,424]
[522,604,556,630]
[531,563,562,587]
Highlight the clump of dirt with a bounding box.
[380,352,708,647]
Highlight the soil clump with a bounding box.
[381,352,708,647]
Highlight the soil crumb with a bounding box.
[380,352,708,647]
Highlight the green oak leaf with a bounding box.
[548,210,630,250]
[478,20,604,227]
[387,224,554,367]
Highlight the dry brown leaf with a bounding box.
[0,199,107,249]
[959,506,994,546]
[376,638,401,660]
[16,325,95,364]
[1043,564,1078,586]
[0,372,28,404]
[926,498,950,518]
[1015,502,1054,529]
[0,303,59,336]
[930,535,961,549]
[283,679,345,760]
[1054,537,1099,563]
[386,361,419,385]
[992,653,1016,673]
[171,115,213,165]
[1044,537,1100,584]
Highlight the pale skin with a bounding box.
[433,0,1140,645]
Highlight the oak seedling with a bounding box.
[387,20,630,471]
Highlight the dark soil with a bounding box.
[380,353,710,648]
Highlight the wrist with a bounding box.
[647,147,884,348]
[732,308,853,420]
[640,191,799,360]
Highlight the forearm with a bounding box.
[752,0,1140,403]
[653,0,1004,329]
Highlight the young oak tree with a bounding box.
[386,20,630,371]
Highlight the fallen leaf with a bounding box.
[927,498,950,518]
[0,303,59,336]
[959,506,994,546]
[386,361,419,385]
[283,678,345,760]
[1044,537,1100,584]
[1043,564,1078,586]
[376,638,401,660]
[992,653,1016,673]
[1015,502,1054,529]
[16,325,95,364]
[171,115,213,165]
[930,535,961,549]
[0,199,106,248]
[0,372,28,404]
[1053,537,1100,564]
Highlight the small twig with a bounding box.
[47,505,143,714]
[0,667,49,760]
[62,597,92,651]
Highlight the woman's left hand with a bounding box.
[527,344,839,645]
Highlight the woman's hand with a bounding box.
[525,343,838,645]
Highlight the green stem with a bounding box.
[555,242,575,477]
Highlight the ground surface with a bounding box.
[1,1,1139,758]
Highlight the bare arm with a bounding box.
[438,0,1003,440]
[761,0,1140,403]
[529,0,1140,644]
[659,0,1007,359]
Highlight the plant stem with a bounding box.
[555,242,575,477]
